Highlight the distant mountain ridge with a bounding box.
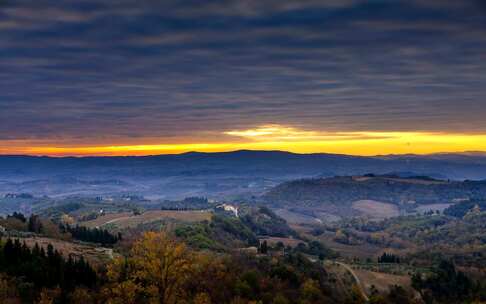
[1,150,486,198]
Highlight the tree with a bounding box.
[59,224,119,245]
[36,288,60,304]
[103,279,139,304]
[259,241,268,254]
[60,214,75,225]
[386,285,412,304]
[193,293,212,304]
[8,212,26,223]
[0,238,96,299]
[28,215,43,233]
[273,294,289,304]
[300,279,325,303]
[0,273,20,303]
[104,231,194,304]
[69,288,94,304]
[378,252,400,264]
[346,284,366,304]
[412,260,475,303]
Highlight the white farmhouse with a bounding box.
[216,203,239,217]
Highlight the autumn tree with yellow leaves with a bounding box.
[103,231,195,304]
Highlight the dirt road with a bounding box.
[335,261,369,301]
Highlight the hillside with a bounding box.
[0,184,484,303]
[263,175,486,217]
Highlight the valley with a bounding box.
[2,151,486,200]
[0,155,485,303]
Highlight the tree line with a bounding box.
[378,252,400,263]
[0,238,97,302]
[59,224,121,245]
[0,231,484,303]
[412,260,486,303]
[2,212,121,246]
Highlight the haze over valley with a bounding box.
[2,150,486,200]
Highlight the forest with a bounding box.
[0,201,484,304]
[0,238,96,303]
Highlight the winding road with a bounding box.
[335,262,369,301]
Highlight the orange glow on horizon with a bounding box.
[2,126,486,157]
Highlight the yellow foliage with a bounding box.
[69,288,94,304]
[230,297,248,304]
[193,293,212,304]
[104,231,194,304]
[61,214,76,225]
[349,284,366,304]
[300,279,324,302]
[0,274,19,303]
[272,294,289,304]
[36,288,60,304]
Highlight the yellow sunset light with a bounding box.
[1,125,486,156]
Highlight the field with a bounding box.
[353,268,415,295]
[274,208,322,224]
[14,236,113,264]
[325,261,417,299]
[317,233,384,259]
[81,210,212,229]
[351,200,400,219]
[260,236,303,247]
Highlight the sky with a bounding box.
[1,0,486,156]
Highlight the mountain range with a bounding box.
[1,150,486,198]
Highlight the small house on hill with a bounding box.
[215,204,239,217]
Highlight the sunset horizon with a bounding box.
[2,124,486,157]
[2,1,486,159]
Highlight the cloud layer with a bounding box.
[1,0,486,146]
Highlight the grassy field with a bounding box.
[315,232,384,259]
[81,210,212,229]
[351,200,400,219]
[325,260,416,298]
[353,268,415,295]
[273,208,321,225]
[14,236,113,264]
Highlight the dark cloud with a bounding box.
[1,0,486,142]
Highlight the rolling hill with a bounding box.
[2,150,486,199]
[263,175,486,218]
